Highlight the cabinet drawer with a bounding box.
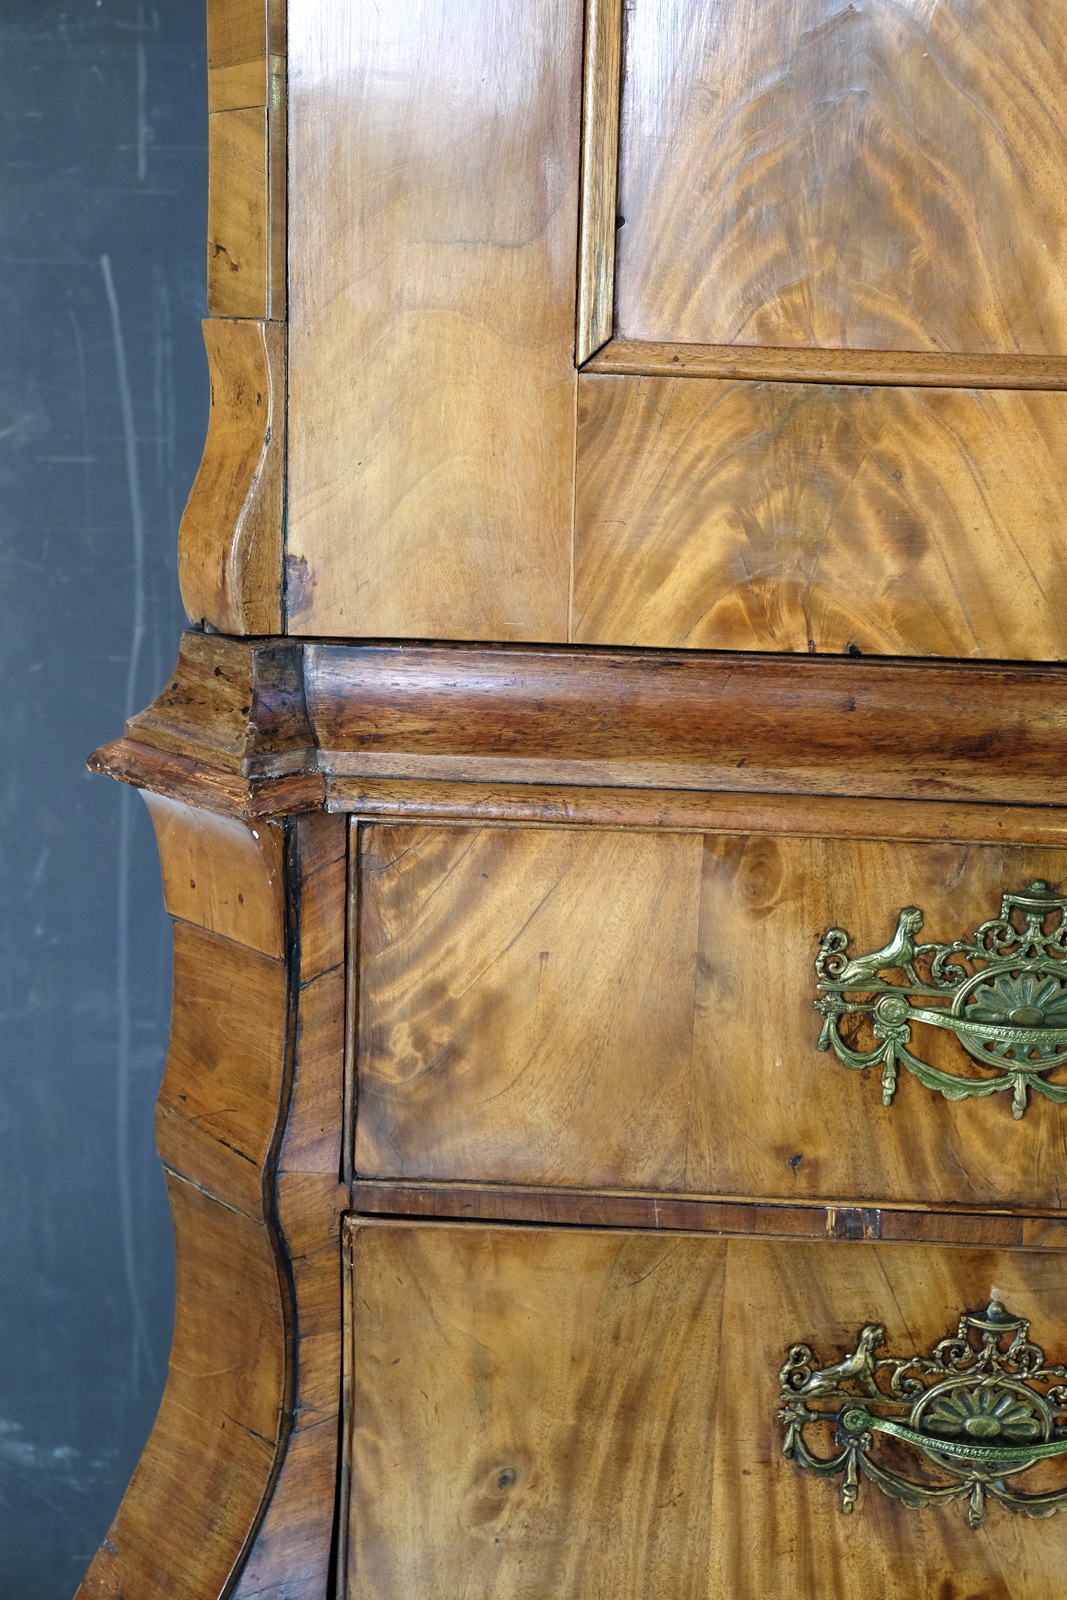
[355,822,1067,1209]
[345,1219,1067,1600]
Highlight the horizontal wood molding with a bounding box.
[350,1183,1067,1251]
[585,339,1067,390]
[89,631,1067,820]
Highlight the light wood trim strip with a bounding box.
[576,0,623,362]
[585,338,1067,390]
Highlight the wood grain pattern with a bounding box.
[230,812,348,1600]
[345,1221,1067,1599]
[346,1221,727,1599]
[574,374,1067,657]
[710,1237,1067,1599]
[302,641,1067,809]
[351,1181,1067,1250]
[76,806,348,1599]
[331,780,1067,847]
[284,0,581,639]
[142,792,286,954]
[576,0,623,362]
[586,339,1067,390]
[614,0,1067,353]
[93,632,1067,812]
[127,632,314,778]
[354,823,1067,1211]
[207,0,285,113]
[89,736,326,822]
[178,318,285,635]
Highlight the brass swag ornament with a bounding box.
[779,1302,1067,1528]
[814,880,1067,1118]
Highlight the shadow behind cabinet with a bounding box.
[79,2,1067,1596]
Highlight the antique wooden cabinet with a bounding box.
[79,3,1067,1596]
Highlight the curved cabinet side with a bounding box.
[75,799,347,1599]
[178,318,285,636]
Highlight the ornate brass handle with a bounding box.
[779,1302,1067,1528]
[814,879,1067,1117]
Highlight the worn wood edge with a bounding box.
[88,737,325,820]
[349,1185,1067,1250]
[326,778,1067,844]
[89,741,1067,843]
[584,338,1067,389]
[127,631,315,777]
[179,319,286,635]
[576,0,623,363]
[95,631,1067,819]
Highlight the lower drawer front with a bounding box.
[346,1220,1067,1600]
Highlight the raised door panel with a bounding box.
[614,0,1067,353]
[346,1220,1067,1599]
[354,822,1067,1209]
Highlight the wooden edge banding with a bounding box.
[584,338,1067,390]
[350,1182,1067,1251]
[328,778,1067,845]
[179,319,285,635]
[88,739,1067,847]
[576,0,623,363]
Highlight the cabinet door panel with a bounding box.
[355,822,1067,1209]
[614,0,1067,352]
[573,374,1067,657]
[346,1221,1067,1599]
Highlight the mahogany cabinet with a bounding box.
[79,3,1067,1596]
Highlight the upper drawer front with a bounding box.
[355,821,1067,1208]
[347,1219,1067,1600]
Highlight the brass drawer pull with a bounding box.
[814,880,1067,1117]
[779,1301,1067,1528]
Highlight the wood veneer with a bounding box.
[75,806,347,1600]
[573,375,1067,656]
[614,0,1067,354]
[345,1220,1067,1599]
[284,0,582,640]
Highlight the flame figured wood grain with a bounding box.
[614,0,1067,353]
[178,319,285,635]
[345,1221,1067,1599]
[284,0,582,639]
[355,822,1067,1212]
[573,374,1067,656]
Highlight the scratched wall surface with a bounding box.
[0,5,206,1593]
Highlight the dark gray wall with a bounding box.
[0,4,207,1593]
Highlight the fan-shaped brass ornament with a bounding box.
[779,1302,1067,1528]
[814,880,1067,1117]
